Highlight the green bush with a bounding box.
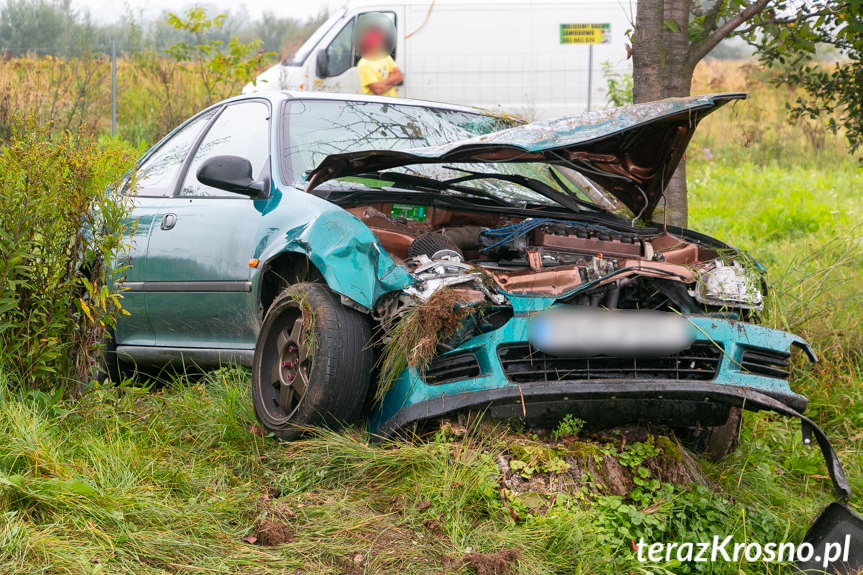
[0,119,136,387]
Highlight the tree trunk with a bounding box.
[633,0,664,104]
[659,0,693,228]
[631,0,775,226]
[632,0,695,228]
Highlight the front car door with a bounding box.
[116,109,217,347]
[142,99,273,351]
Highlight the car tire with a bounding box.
[676,407,743,462]
[252,282,373,440]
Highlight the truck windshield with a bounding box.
[280,99,605,208]
[289,12,343,66]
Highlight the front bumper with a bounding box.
[368,314,849,499]
[369,315,816,436]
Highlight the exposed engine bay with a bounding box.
[346,203,764,317]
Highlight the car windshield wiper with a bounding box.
[349,171,515,206]
[441,167,607,214]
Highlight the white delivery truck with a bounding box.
[244,0,633,119]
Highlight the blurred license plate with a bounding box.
[528,309,694,357]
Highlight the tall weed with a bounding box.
[0,119,136,387]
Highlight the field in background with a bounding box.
[0,59,860,574]
[0,55,214,146]
[0,56,856,161]
[690,59,852,168]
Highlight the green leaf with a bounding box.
[663,19,680,33]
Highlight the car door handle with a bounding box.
[160,213,177,231]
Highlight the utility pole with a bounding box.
[111,39,117,137]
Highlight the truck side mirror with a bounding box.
[315,50,329,78]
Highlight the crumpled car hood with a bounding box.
[307,92,745,220]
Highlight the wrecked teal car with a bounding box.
[106,89,814,444]
[108,92,862,570]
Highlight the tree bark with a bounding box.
[632,0,774,228]
[659,0,692,228]
[633,0,664,104]
[633,0,693,227]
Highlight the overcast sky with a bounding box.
[74,0,335,23]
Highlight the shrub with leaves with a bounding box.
[0,119,136,387]
[165,7,276,105]
[601,61,633,107]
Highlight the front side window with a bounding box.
[179,101,271,198]
[133,110,215,197]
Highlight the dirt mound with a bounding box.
[244,494,296,546]
[464,548,520,575]
[253,518,293,546]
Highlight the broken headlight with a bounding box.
[690,259,764,311]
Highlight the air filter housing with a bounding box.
[408,232,464,260]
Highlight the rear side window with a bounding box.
[178,101,271,198]
[133,111,215,197]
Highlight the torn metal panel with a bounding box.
[264,209,414,310]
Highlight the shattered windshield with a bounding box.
[280,99,613,208]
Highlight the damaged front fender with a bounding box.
[257,206,413,310]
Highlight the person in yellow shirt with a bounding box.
[357,27,403,97]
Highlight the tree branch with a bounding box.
[689,0,772,67]
[691,0,723,17]
[700,0,725,39]
[735,5,846,37]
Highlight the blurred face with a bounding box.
[359,28,386,57]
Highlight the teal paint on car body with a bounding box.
[506,294,557,315]
[114,199,161,346]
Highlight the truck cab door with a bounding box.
[313,8,404,95]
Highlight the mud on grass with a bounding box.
[463,548,520,575]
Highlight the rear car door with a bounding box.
[143,100,273,349]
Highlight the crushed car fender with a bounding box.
[260,207,413,311]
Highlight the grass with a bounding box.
[685,158,863,528]
[0,54,227,146]
[0,59,861,573]
[0,369,809,575]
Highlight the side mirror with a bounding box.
[315,49,329,78]
[196,155,266,198]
